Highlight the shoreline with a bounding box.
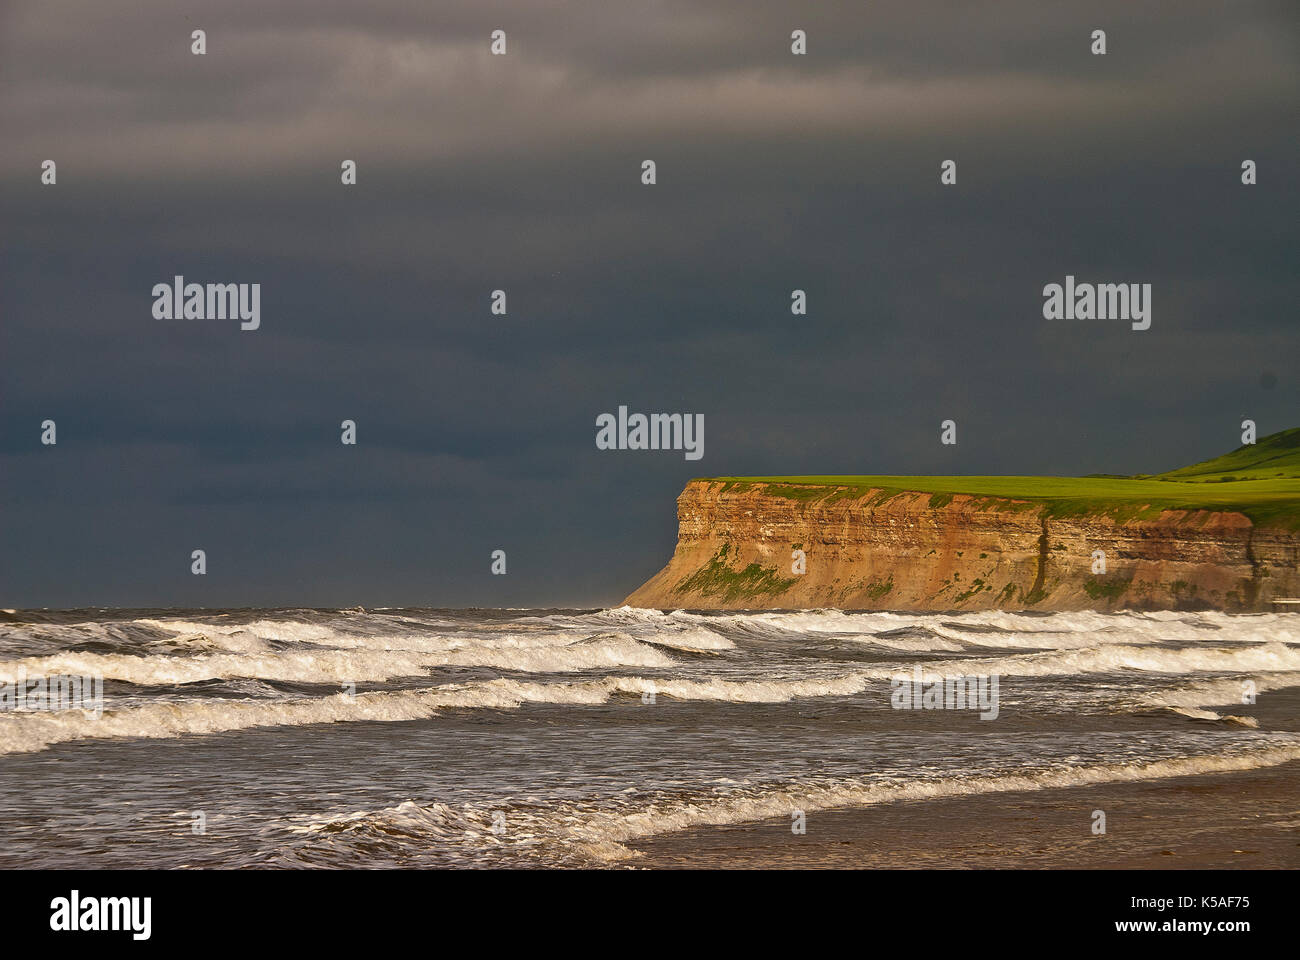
[625,758,1300,869]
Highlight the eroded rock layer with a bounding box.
[623,481,1300,611]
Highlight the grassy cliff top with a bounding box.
[700,428,1300,529]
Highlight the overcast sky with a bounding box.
[2,1,1297,608]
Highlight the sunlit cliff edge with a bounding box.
[624,429,1300,612]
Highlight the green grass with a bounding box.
[863,576,894,599]
[1084,577,1131,601]
[675,546,798,602]
[700,428,1300,529]
[1155,426,1300,481]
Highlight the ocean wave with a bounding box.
[636,628,735,653]
[1160,706,1258,727]
[5,638,1296,754]
[858,627,965,653]
[0,634,676,687]
[0,679,577,755]
[0,671,896,755]
[281,738,1300,866]
[910,641,1300,681]
[608,606,1299,651]
[9,609,1291,667]
[1131,671,1300,726]
[0,621,148,658]
[137,618,341,645]
[136,614,736,656]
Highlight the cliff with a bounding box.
[624,430,1300,612]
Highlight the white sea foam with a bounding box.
[909,641,1300,681]
[1162,706,1258,726]
[3,609,1295,755]
[137,614,735,655]
[609,606,1299,651]
[0,634,676,686]
[861,633,965,652]
[137,618,340,645]
[0,672,893,754]
[287,738,1300,865]
[1133,671,1300,726]
[7,642,1289,755]
[637,628,735,653]
[6,606,1297,870]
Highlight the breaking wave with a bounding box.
[0,633,678,686]
[279,738,1300,866]
[0,671,899,755]
[2,607,1296,755]
[911,640,1300,681]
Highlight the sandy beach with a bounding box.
[628,758,1300,869]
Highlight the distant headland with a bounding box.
[625,428,1300,612]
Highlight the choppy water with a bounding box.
[0,606,1297,867]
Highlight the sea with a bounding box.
[1,606,1298,868]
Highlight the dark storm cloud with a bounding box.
[1,1,1297,606]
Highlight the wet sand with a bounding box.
[628,758,1300,869]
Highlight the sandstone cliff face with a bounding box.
[623,481,1300,612]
